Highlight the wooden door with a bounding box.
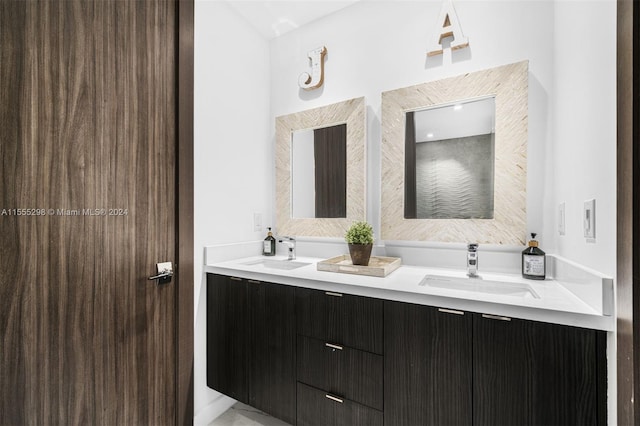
[0,1,192,424]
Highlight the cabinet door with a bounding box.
[384,301,472,426]
[248,280,296,425]
[473,313,604,426]
[296,287,383,354]
[206,274,249,403]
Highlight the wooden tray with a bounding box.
[317,255,401,278]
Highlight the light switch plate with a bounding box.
[558,202,566,236]
[583,199,596,240]
[253,212,262,232]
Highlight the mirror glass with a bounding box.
[291,124,347,219]
[405,97,496,219]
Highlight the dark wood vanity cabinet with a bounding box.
[297,335,383,410]
[206,274,249,403]
[248,278,297,424]
[296,286,383,354]
[206,274,296,424]
[384,300,607,426]
[297,382,383,426]
[296,287,384,426]
[384,301,473,426]
[208,273,607,426]
[473,313,606,426]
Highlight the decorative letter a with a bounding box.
[427,0,469,57]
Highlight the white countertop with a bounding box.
[205,255,614,331]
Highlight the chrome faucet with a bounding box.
[278,236,296,260]
[467,243,479,278]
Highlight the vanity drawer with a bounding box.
[296,287,383,354]
[297,335,383,410]
[296,382,383,426]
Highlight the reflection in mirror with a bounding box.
[405,97,496,219]
[291,124,347,218]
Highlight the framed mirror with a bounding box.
[381,61,528,244]
[276,97,365,237]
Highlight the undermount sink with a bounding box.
[419,274,540,299]
[241,258,311,270]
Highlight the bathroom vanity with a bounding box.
[206,255,611,426]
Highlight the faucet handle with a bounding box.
[467,243,478,251]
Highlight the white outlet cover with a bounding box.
[253,212,262,232]
[583,199,596,239]
[558,202,565,236]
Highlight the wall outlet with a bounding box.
[253,212,262,232]
[583,199,595,240]
[558,202,565,236]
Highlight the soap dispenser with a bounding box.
[263,227,276,256]
[522,233,545,280]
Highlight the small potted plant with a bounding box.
[345,221,374,266]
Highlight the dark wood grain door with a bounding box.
[206,275,249,404]
[383,301,472,426]
[0,1,186,424]
[473,314,604,426]
[249,280,297,424]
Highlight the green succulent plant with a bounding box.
[345,221,374,245]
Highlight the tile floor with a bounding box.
[209,403,292,426]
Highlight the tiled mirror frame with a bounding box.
[276,97,366,237]
[381,61,528,245]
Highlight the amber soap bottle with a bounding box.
[522,233,546,280]
[263,227,276,256]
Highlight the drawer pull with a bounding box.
[247,280,261,284]
[438,308,464,316]
[325,342,343,351]
[325,291,343,297]
[229,277,242,282]
[325,394,344,404]
[482,313,512,322]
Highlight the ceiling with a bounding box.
[414,97,496,143]
[225,0,361,39]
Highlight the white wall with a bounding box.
[194,1,272,421]
[271,0,553,256]
[552,1,616,277]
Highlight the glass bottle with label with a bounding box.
[522,233,545,280]
[263,227,276,256]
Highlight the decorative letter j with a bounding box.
[298,46,327,90]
